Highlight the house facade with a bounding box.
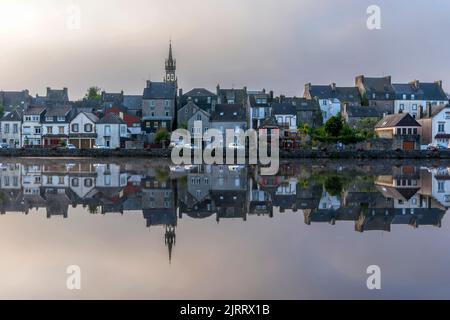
[69,112,98,149]
[304,83,361,123]
[96,113,128,149]
[355,75,395,114]
[0,111,22,148]
[22,106,46,146]
[249,90,272,129]
[271,102,297,132]
[142,81,177,138]
[392,80,448,118]
[341,104,382,129]
[375,113,422,150]
[209,104,247,147]
[180,88,217,113]
[417,105,450,147]
[0,90,32,112]
[42,106,74,147]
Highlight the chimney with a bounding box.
[269,90,274,103]
[427,102,432,117]
[331,83,337,91]
[146,80,151,88]
[419,105,424,118]
[243,86,247,93]
[412,80,419,90]
[385,75,392,84]
[179,88,183,98]
[435,80,443,89]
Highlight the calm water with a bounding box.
[0,158,450,299]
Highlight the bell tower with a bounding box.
[164,40,177,87]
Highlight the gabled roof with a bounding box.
[306,84,361,103]
[143,82,176,100]
[123,95,142,110]
[97,112,125,125]
[271,102,296,116]
[393,81,448,101]
[0,110,22,122]
[345,105,382,118]
[24,106,46,115]
[73,111,99,123]
[357,75,395,98]
[210,104,246,122]
[183,88,216,97]
[375,113,421,128]
[0,90,31,106]
[45,105,72,117]
[217,87,247,105]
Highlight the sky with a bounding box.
[1,0,450,100]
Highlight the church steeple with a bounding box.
[164,40,177,87]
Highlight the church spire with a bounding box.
[164,40,177,87]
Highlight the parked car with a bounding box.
[65,144,77,150]
[93,144,109,149]
[0,143,10,149]
[427,143,447,151]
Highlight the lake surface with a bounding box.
[0,158,449,299]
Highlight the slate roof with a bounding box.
[345,105,382,118]
[210,104,246,122]
[290,98,320,111]
[123,95,142,110]
[76,112,99,123]
[375,113,421,128]
[419,104,449,119]
[217,87,247,105]
[0,110,22,122]
[143,82,176,100]
[0,90,31,107]
[271,102,296,115]
[24,106,46,115]
[358,76,395,99]
[306,84,361,104]
[392,81,448,101]
[97,112,125,125]
[45,105,72,117]
[183,88,216,97]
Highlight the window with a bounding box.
[4,124,9,134]
[402,128,407,135]
[45,117,53,122]
[57,116,65,122]
[399,104,404,110]
[151,112,155,117]
[386,93,390,99]
[438,122,445,133]
[84,179,93,187]
[372,93,376,99]
[150,100,155,107]
[32,116,39,122]
[165,111,169,117]
[58,126,64,134]
[411,94,415,100]
[13,124,18,134]
[35,127,41,134]
[46,126,53,134]
[413,128,418,134]
[23,126,31,134]
[207,97,211,104]
[165,100,169,107]
[72,178,79,187]
[104,125,111,135]
[25,116,31,121]
[412,104,417,110]
[445,195,450,202]
[72,124,79,132]
[402,94,407,100]
[84,124,92,132]
[322,100,327,106]
[196,114,202,121]
[120,126,126,134]
[438,181,445,193]
[162,122,167,128]
[446,112,450,119]
[408,128,412,134]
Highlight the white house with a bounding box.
[22,106,46,146]
[271,102,297,132]
[0,110,22,148]
[96,113,127,148]
[304,83,361,123]
[417,105,450,147]
[393,80,448,119]
[69,112,98,149]
[42,106,74,147]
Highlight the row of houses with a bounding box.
[1,43,450,149]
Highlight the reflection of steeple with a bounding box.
[165,225,176,264]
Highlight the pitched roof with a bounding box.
[143,82,176,100]
[24,106,46,115]
[123,113,140,127]
[217,87,247,105]
[393,81,448,101]
[375,113,421,128]
[345,105,382,118]
[183,88,216,97]
[123,95,142,110]
[418,104,449,119]
[210,104,246,122]
[306,84,361,103]
[74,111,99,123]
[0,90,31,106]
[0,110,22,122]
[358,76,395,98]
[97,112,125,125]
[45,105,72,117]
[271,102,296,115]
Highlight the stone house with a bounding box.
[341,104,383,129]
[375,113,421,150]
[209,104,247,147]
[180,88,217,113]
[392,80,448,119]
[355,75,395,114]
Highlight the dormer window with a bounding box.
[46,117,53,122]
[385,93,390,99]
[57,116,65,122]
[233,112,237,116]
[220,112,224,116]
[403,94,407,100]
[372,93,376,99]
[411,94,415,100]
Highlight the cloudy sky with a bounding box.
[1,0,449,99]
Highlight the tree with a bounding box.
[0,103,4,119]
[155,128,170,144]
[324,114,343,137]
[85,86,101,101]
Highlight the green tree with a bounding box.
[324,114,344,137]
[155,128,170,144]
[85,86,101,100]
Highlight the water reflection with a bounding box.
[0,159,449,265]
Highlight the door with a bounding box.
[81,139,90,149]
[70,139,79,148]
[403,141,415,150]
